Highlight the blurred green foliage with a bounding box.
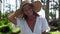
[0,19,21,34]
[50,32,60,34]
[0,12,21,34]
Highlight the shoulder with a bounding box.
[37,15,47,23]
[37,15,46,20]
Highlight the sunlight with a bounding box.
[1,0,59,18]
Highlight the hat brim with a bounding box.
[32,1,42,12]
[15,1,42,18]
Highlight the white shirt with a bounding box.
[16,16,50,34]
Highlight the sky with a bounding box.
[1,0,59,18]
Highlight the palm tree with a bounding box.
[45,0,49,22]
[50,1,58,20]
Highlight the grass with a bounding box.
[50,32,60,34]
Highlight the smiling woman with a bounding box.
[8,1,50,34]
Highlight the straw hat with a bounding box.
[15,1,42,18]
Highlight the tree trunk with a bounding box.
[0,11,1,20]
[0,1,1,20]
[59,0,60,19]
[21,0,22,3]
[45,0,49,22]
[31,0,34,2]
[25,0,28,1]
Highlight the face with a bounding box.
[23,4,34,16]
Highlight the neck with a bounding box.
[27,15,36,20]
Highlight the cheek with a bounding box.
[24,11,28,15]
[24,9,32,13]
[23,11,29,15]
[23,8,34,15]
[24,11,33,15]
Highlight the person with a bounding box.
[8,1,50,34]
